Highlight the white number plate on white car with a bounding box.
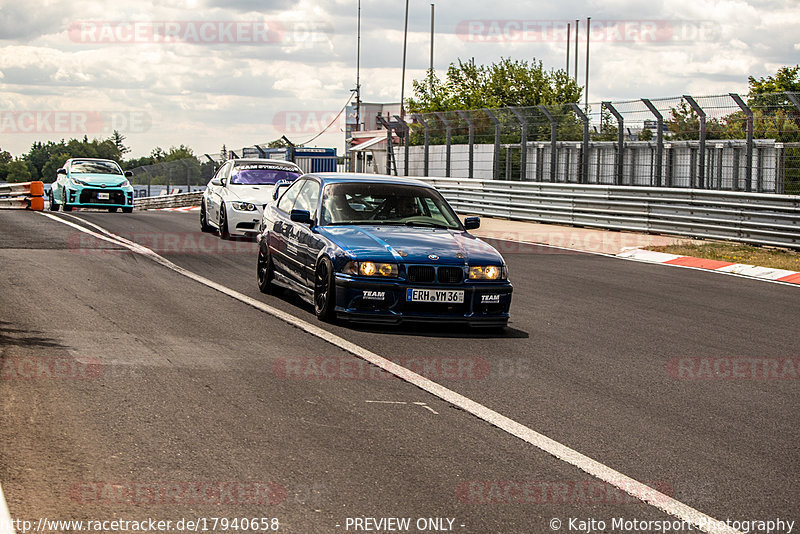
[97,192,110,200]
[406,288,464,303]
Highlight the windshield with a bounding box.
[230,164,301,185]
[70,160,122,175]
[320,182,462,229]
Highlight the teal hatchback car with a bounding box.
[49,158,134,212]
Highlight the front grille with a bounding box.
[407,265,435,283]
[79,188,125,204]
[437,266,463,284]
[406,265,464,284]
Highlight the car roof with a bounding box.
[67,158,118,163]
[231,158,301,168]
[303,173,434,188]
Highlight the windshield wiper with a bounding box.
[404,221,451,229]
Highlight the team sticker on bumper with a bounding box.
[361,289,501,304]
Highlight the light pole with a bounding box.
[400,0,409,119]
[585,17,591,113]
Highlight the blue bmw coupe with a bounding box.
[257,174,512,327]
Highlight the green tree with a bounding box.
[42,152,71,182]
[268,138,291,148]
[6,158,32,182]
[747,65,800,108]
[111,130,130,156]
[0,149,12,180]
[407,57,581,113]
[407,58,583,147]
[164,145,194,161]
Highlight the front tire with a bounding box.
[257,244,275,294]
[48,191,58,211]
[218,203,231,240]
[200,201,215,233]
[122,206,133,213]
[314,257,336,321]
[108,207,118,213]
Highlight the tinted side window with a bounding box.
[277,179,305,212]
[293,180,321,217]
[213,162,230,180]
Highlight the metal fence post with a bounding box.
[569,103,589,184]
[537,105,558,182]
[483,109,501,180]
[140,168,151,197]
[641,99,664,186]
[393,115,410,176]
[413,113,430,177]
[510,107,528,181]
[457,111,475,178]
[435,112,452,177]
[729,93,752,192]
[603,101,624,185]
[683,95,706,188]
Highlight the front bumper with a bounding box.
[333,275,513,326]
[227,205,264,236]
[65,186,133,208]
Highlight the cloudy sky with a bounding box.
[1,0,798,158]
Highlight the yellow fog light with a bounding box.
[469,265,506,280]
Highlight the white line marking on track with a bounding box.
[39,212,743,534]
[0,482,14,534]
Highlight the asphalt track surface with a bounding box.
[0,209,798,533]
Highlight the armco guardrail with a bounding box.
[418,177,800,249]
[134,191,203,211]
[0,181,45,211]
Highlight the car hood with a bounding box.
[318,225,505,265]
[68,173,127,186]
[226,185,274,204]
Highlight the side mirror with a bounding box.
[210,178,222,186]
[220,177,227,187]
[463,216,480,230]
[273,180,291,201]
[57,168,67,175]
[290,209,312,224]
[124,170,133,178]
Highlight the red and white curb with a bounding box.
[618,248,800,285]
[155,206,200,212]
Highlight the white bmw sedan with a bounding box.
[201,158,302,239]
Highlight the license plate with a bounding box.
[97,192,110,200]
[406,288,464,303]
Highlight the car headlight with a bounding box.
[118,179,130,187]
[468,265,507,280]
[70,177,89,186]
[343,261,398,277]
[231,202,257,211]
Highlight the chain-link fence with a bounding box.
[127,158,217,197]
[386,92,800,194]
